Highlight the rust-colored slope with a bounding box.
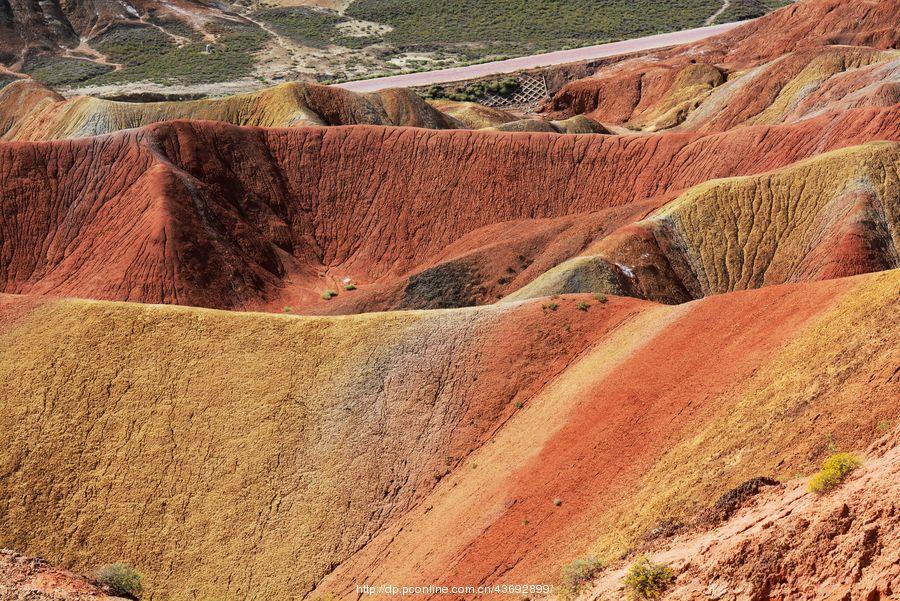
[2,270,896,600]
[547,46,900,131]
[507,141,900,303]
[705,0,900,68]
[543,0,900,131]
[1,82,459,141]
[679,48,900,132]
[426,100,518,129]
[1,105,897,313]
[313,269,900,599]
[578,426,900,600]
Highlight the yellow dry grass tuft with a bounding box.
[808,452,863,493]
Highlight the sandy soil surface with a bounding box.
[336,21,744,92]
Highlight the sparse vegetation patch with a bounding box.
[93,25,176,66]
[423,77,519,102]
[562,555,603,597]
[252,7,360,48]
[95,563,143,599]
[86,23,269,86]
[24,57,113,87]
[348,0,729,58]
[623,556,674,599]
[712,0,792,23]
[808,452,862,494]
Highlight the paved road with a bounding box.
[335,21,744,93]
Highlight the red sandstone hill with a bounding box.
[0,0,896,314]
[0,103,897,313]
[2,269,896,600]
[542,0,900,131]
[0,1,899,599]
[576,424,900,600]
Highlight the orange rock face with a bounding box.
[543,0,900,130]
[0,550,127,600]
[309,272,900,598]
[582,426,900,600]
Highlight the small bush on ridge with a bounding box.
[808,452,862,493]
[562,555,603,597]
[623,556,674,599]
[95,563,143,599]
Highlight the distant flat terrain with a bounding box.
[0,0,788,95]
[336,21,744,92]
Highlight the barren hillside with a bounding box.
[0,1,897,600]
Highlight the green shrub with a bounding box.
[808,452,862,494]
[93,25,176,66]
[86,23,269,86]
[253,6,346,47]
[336,35,383,49]
[623,556,674,599]
[347,0,732,58]
[486,77,519,95]
[562,555,603,597]
[95,563,143,599]
[344,283,357,291]
[148,17,204,41]
[593,293,608,303]
[24,57,113,87]
[426,77,523,101]
[711,0,791,24]
[322,290,338,300]
[553,498,562,506]
[576,301,589,311]
[253,6,386,49]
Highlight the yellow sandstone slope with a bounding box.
[507,141,900,303]
[2,269,897,599]
[0,82,458,141]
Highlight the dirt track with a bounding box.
[334,21,744,92]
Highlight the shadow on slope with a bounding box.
[1,106,897,313]
[507,142,899,303]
